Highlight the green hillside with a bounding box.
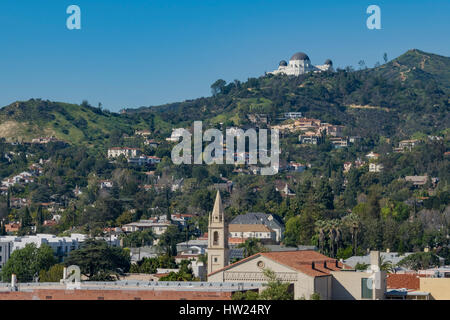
[0,49,449,145]
[129,49,450,139]
[0,100,158,145]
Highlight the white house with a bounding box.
[107,147,141,158]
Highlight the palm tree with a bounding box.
[238,238,265,258]
[380,256,395,273]
[343,213,360,255]
[315,220,327,254]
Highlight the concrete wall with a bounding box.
[208,255,317,299]
[330,271,386,300]
[420,278,450,300]
[0,289,232,300]
[314,276,332,300]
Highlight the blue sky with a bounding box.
[0,0,449,111]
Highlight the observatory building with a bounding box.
[269,52,333,76]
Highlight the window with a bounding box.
[213,232,219,245]
[361,278,373,299]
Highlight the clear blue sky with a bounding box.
[0,0,449,111]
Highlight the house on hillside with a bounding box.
[228,224,277,244]
[369,163,384,173]
[108,147,141,158]
[230,212,284,242]
[399,139,421,151]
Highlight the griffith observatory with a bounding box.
[269,51,333,76]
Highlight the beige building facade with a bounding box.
[419,278,450,300]
[208,250,386,300]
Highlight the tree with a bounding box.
[19,207,33,235]
[380,256,395,273]
[130,255,177,274]
[0,220,6,236]
[358,60,366,70]
[232,268,293,300]
[1,243,57,282]
[39,264,64,282]
[397,252,440,271]
[383,53,388,64]
[259,269,294,300]
[310,292,321,300]
[315,179,334,210]
[355,262,370,271]
[64,239,131,281]
[158,225,184,256]
[36,206,44,225]
[159,260,197,282]
[211,79,227,96]
[121,229,154,248]
[237,238,267,258]
[232,290,260,300]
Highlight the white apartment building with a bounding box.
[107,147,141,158]
[0,234,87,263]
[122,220,171,235]
[369,163,384,173]
[228,224,276,242]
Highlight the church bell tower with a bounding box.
[207,191,229,275]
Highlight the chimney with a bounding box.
[323,261,327,269]
[370,251,380,268]
[311,262,315,270]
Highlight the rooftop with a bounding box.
[209,250,347,277]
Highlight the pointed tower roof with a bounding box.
[211,191,224,221]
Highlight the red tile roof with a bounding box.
[387,274,420,290]
[208,250,348,278]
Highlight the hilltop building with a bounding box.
[269,52,333,76]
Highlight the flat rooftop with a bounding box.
[0,281,264,292]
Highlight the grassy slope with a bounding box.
[0,49,448,144]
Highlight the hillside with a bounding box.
[0,100,156,145]
[369,49,450,91]
[0,49,449,144]
[130,49,450,139]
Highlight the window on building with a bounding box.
[213,232,219,245]
[361,278,373,299]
